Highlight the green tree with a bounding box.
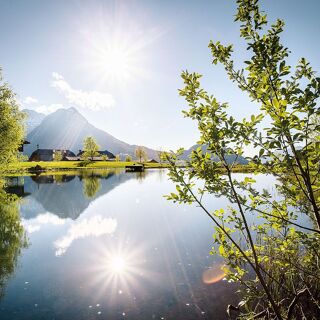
[115,154,121,162]
[125,154,132,162]
[310,115,320,142]
[0,185,28,298]
[0,68,25,171]
[135,146,147,163]
[157,148,164,164]
[53,150,63,161]
[83,136,100,161]
[165,1,320,319]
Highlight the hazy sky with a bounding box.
[1,0,320,150]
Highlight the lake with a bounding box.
[0,169,244,320]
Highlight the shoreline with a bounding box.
[2,161,255,176]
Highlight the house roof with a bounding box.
[29,149,76,161]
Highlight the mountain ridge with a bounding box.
[23,109,46,134]
[24,107,159,159]
[181,144,249,164]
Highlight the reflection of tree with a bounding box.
[0,186,28,299]
[82,175,101,198]
[136,171,147,183]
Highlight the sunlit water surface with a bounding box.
[0,169,282,320]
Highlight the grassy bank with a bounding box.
[3,161,255,175]
[5,161,168,174]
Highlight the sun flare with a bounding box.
[79,9,165,87]
[109,255,127,274]
[96,45,132,82]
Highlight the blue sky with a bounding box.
[1,0,320,150]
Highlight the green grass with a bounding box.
[5,161,169,173]
[3,161,255,176]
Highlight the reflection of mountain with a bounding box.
[19,172,134,220]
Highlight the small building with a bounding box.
[18,140,30,152]
[147,159,159,164]
[29,149,76,161]
[125,163,145,172]
[77,150,116,160]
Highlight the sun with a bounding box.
[96,44,132,82]
[109,255,127,274]
[78,8,165,87]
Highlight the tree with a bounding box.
[115,154,121,162]
[0,68,25,171]
[0,186,28,298]
[135,146,147,163]
[165,1,320,319]
[310,115,320,142]
[53,150,63,161]
[157,147,164,164]
[125,154,132,162]
[82,137,99,161]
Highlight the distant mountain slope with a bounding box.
[181,144,249,164]
[23,109,45,134]
[25,107,158,158]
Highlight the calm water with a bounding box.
[1,169,259,320]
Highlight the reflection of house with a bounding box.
[31,175,75,184]
[77,150,116,160]
[29,149,76,161]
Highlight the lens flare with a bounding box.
[202,264,226,285]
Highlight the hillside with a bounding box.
[23,109,46,134]
[181,144,249,164]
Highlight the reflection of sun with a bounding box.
[86,241,159,303]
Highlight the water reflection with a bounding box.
[1,170,239,319]
[82,175,101,198]
[24,212,65,234]
[0,186,28,299]
[54,215,117,256]
[87,241,156,306]
[6,170,134,220]
[136,171,147,183]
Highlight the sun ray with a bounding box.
[76,4,166,87]
[84,239,161,304]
